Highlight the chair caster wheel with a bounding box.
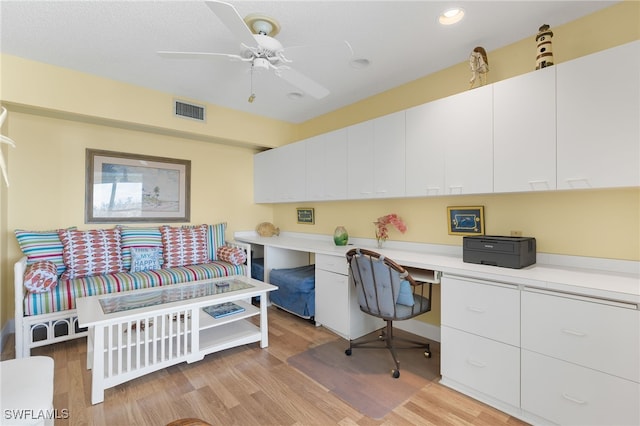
[424,351,432,358]
[345,349,352,356]
[392,369,400,379]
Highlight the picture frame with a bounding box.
[85,149,190,223]
[447,206,484,236]
[296,208,315,224]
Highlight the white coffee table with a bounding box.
[76,275,276,404]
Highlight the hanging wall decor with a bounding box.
[469,46,489,89]
[535,24,554,70]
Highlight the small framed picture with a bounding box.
[296,208,315,224]
[447,206,484,235]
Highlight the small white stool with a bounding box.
[0,356,54,426]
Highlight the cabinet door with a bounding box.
[315,269,350,337]
[275,142,306,202]
[306,130,348,201]
[441,326,520,407]
[254,149,277,203]
[494,66,556,192]
[405,101,446,196]
[557,40,640,189]
[522,350,640,426]
[347,119,375,199]
[305,134,326,201]
[372,111,406,198]
[443,85,493,194]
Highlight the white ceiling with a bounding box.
[1,1,618,124]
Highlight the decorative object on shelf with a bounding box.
[373,213,407,248]
[256,222,280,237]
[85,149,191,223]
[296,207,315,224]
[447,206,485,236]
[469,46,489,89]
[535,24,554,70]
[333,226,349,246]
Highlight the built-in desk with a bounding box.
[236,231,640,426]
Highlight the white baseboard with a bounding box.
[1,319,15,354]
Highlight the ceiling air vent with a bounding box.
[174,100,206,122]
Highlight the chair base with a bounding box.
[345,320,431,378]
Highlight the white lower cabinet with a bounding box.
[441,326,520,407]
[315,253,383,339]
[522,350,640,426]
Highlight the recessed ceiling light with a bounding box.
[287,92,304,100]
[439,7,465,25]
[350,58,371,69]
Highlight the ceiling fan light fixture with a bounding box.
[439,7,465,25]
[244,14,281,37]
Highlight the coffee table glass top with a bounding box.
[99,278,253,314]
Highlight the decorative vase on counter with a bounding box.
[333,226,349,246]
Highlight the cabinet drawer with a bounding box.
[522,350,640,426]
[316,253,348,275]
[441,326,520,407]
[441,276,519,346]
[522,290,640,382]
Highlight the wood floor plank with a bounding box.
[2,306,529,425]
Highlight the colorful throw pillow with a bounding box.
[120,226,164,270]
[396,280,415,307]
[58,228,124,280]
[23,260,58,293]
[14,227,76,276]
[160,224,209,268]
[206,222,227,261]
[130,247,161,272]
[216,245,247,266]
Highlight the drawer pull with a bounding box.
[466,306,486,313]
[466,359,486,368]
[562,393,587,405]
[561,328,587,337]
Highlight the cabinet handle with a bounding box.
[565,178,591,188]
[528,180,550,190]
[466,359,486,368]
[562,393,587,405]
[426,187,440,195]
[561,328,587,337]
[448,186,463,194]
[466,306,486,313]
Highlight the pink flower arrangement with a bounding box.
[373,213,407,247]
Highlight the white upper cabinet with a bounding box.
[347,111,406,199]
[305,128,348,201]
[443,85,494,195]
[405,101,446,196]
[556,40,640,189]
[372,111,406,198]
[494,66,557,192]
[254,148,278,203]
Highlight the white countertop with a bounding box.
[235,232,640,305]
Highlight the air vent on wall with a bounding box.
[174,100,206,122]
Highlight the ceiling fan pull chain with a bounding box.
[248,63,256,103]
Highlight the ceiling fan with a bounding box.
[158,0,330,101]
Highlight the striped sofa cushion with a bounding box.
[23,261,247,316]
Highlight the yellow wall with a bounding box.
[1,1,639,332]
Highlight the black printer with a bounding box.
[463,236,536,269]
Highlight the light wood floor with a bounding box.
[2,307,528,426]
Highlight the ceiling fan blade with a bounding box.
[277,67,330,99]
[157,51,244,61]
[205,1,257,49]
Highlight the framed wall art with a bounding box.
[447,206,484,236]
[296,208,315,224]
[85,149,190,223]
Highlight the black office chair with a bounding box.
[345,248,433,378]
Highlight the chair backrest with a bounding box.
[346,248,430,320]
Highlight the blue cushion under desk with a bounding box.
[269,264,315,319]
[252,258,265,281]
